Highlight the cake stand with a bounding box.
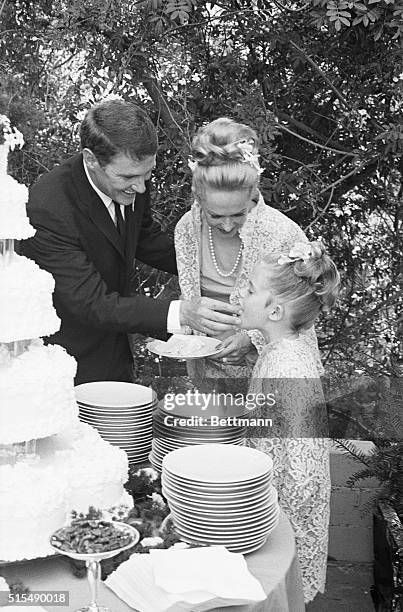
[50,522,140,612]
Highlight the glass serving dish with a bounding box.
[50,521,139,612]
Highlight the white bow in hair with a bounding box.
[237,139,263,175]
[277,242,313,265]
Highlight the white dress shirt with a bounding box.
[83,159,182,333]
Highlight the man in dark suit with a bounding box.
[23,100,240,384]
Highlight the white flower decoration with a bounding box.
[138,467,159,481]
[150,492,166,508]
[278,241,313,265]
[140,536,164,548]
[237,139,263,175]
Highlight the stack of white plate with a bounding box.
[162,444,279,554]
[150,394,248,472]
[75,381,156,465]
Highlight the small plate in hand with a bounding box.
[147,334,222,359]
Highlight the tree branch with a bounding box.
[289,40,351,112]
[333,159,379,198]
[318,159,376,195]
[305,186,335,231]
[277,123,358,156]
[276,109,354,154]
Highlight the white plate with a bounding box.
[94,428,153,437]
[75,381,155,408]
[170,494,279,516]
[147,335,222,360]
[162,469,271,491]
[163,489,272,509]
[85,429,152,438]
[153,424,246,438]
[172,525,277,544]
[172,525,275,546]
[125,443,152,450]
[171,514,279,538]
[78,404,155,414]
[167,501,278,522]
[77,402,155,418]
[83,419,153,428]
[162,478,272,500]
[162,444,272,483]
[171,510,279,530]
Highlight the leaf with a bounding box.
[339,16,351,25]
[335,18,342,29]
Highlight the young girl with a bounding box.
[240,240,340,604]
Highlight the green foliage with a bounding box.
[336,439,403,518]
[1,0,401,377]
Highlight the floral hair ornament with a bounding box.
[237,139,263,175]
[277,242,313,265]
[188,157,197,172]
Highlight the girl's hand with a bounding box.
[209,332,252,365]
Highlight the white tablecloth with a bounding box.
[1,511,304,611]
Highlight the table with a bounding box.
[1,511,304,612]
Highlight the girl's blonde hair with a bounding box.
[262,241,340,331]
[190,118,260,199]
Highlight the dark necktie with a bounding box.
[114,201,126,240]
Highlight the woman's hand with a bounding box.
[209,332,252,365]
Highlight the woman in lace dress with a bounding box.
[175,118,320,388]
[241,241,340,603]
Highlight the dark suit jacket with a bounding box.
[22,153,177,385]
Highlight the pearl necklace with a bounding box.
[208,225,243,277]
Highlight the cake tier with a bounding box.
[38,420,130,513]
[0,340,78,444]
[0,174,35,240]
[0,254,60,342]
[0,463,68,561]
[0,421,129,562]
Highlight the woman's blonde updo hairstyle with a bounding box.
[191,118,260,201]
[262,241,340,331]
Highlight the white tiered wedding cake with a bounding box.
[0,116,130,562]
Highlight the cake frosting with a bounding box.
[38,420,129,513]
[0,422,129,561]
[0,118,35,239]
[0,463,68,561]
[0,172,34,240]
[0,339,78,444]
[0,116,131,563]
[0,254,61,342]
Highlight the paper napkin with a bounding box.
[105,546,266,612]
[151,546,265,599]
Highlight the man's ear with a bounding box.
[82,148,98,170]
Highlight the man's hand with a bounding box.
[209,332,252,365]
[179,297,241,335]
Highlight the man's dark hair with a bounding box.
[80,100,158,166]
